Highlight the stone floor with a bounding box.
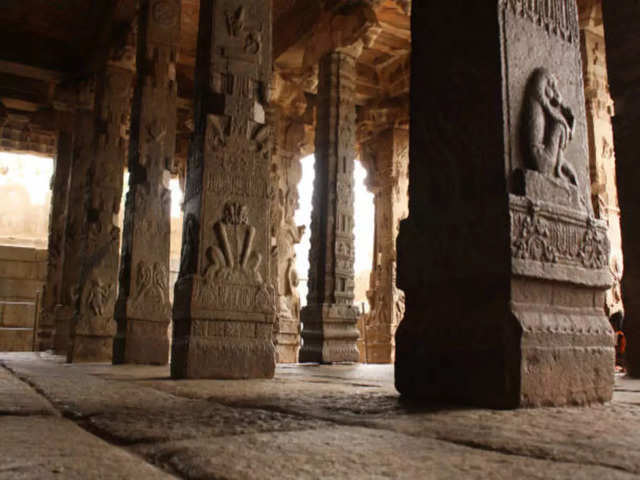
[1,353,640,479]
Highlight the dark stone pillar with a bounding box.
[602,1,640,376]
[171,0,276,379]
[39,115,73,350]
[113,0,180,365]
[68,66,133,363]
[300,51,360,363]
[54,109,94,355]
[396,0,614,408]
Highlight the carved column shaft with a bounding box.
[271,107,306,363]
[171,0,275,379]
[578,5,624,316]
[68,66,133,363]
[113,0,180,365]
[602,1,640,375]
[396,1,613,408]
[362,128,408,364]
[301,51,360,363]
[54,108,94,355]
[39,115,73,350]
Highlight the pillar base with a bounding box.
[275,316,301,363]
[396,195,615,408]
[53,306,72,354]
[113,318,170,365]
[67,335,114,363]
[300,304,360,363]
[171,318,275,379]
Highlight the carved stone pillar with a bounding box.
[171,0,275,379]
[54,108,94,355]
[579,1,624,317]
[602,2,640,375]
[68,66,133,363]
[396,1,613,407]
[361,128,408,364]
[113,0,180,365]
[300,51,360,363]
[271,108,306,363]
[39,115,73,350]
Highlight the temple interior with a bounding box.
[2,0,640,478]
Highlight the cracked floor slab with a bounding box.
[2,353,640,479]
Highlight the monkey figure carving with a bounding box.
[523,68,579,188]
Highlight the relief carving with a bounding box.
[152,0,179,27]
[524,68,578,188]
[202,202,263,285]
[85,279,116,317]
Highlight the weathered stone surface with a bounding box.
[114,0,180,366]
[69,65,133,363]
[172,0,276,379]
[360,128,408,364]
[0,416,172,480]
[396,1,613,407]
[301,51,360,364]
[0,366,54,415]
[54,107,94,355]
[39,117,73,351]
[3,355,640,478]
[135,426,637,480]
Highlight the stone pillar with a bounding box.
[271,108,306,363]
[39,115,73,350]
[300,51,360,363]
[602,2,640,375]
[396,1,613,408]
[54,108,94,355]
[113,0,180,365]
[171,0,275,379]
[579,1,624,316]
[361,128,408,364]
[68,66,133,363]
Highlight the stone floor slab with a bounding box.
[0,365,54,416]
[0,416,174,480]
[135,426,637,480]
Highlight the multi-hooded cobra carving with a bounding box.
[203,202,263,285]
[523,67,579,188]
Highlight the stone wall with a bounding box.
[0,246,46,351]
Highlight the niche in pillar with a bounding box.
[395,1,614,408]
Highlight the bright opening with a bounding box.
[0,152,54,248]
[295,154,374,312]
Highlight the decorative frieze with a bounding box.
[502,0,579,44]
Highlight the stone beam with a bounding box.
[171,0,276,379]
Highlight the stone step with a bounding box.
[0,301,36,328]
[0,257,47,281]
[0,327,34,352]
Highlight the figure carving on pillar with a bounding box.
[524,68,579,187]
